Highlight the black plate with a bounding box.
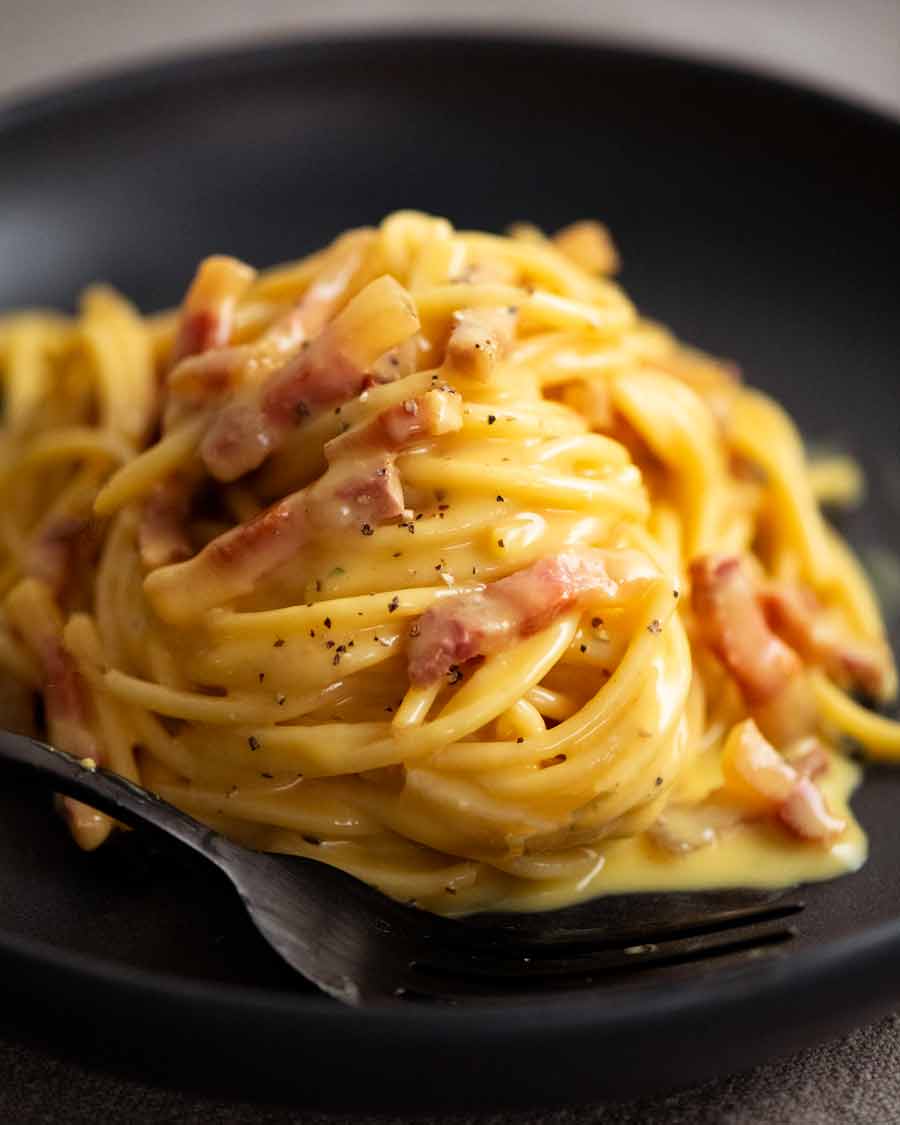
[1,33,899,1111]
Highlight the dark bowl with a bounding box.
[1,32,899,1111]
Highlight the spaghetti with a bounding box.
[0,211,896,914]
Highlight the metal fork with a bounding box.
[0,730,803,1006]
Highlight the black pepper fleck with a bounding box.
[361,523,374,536]
[273,638,285,648]
[248,736,260,752]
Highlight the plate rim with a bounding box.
[1,28,899,1088]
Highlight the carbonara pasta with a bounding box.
[0,211,897,914]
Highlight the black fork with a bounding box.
[0,731,803,1006]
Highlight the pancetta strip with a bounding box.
[323,387,462,461]
[408,547,657,685]
[690,555,801,705]
[762,582,893,702]
[138,474,196,569]
[201,276,420,482]
[444,306,517,380]
[170,256,256,366]
[26,515,93,597]
[145,457,406,623]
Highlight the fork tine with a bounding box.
[432,899,805,956]
[411,915,799,983]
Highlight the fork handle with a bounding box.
[0,728,227,862]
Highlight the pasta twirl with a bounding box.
[0,211,897,914]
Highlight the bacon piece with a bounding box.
[170,256,256,366]
[690,555,802,706]
[720,718,798,811]
[26,516,93,597]
[200,276,420,482]
[783,737,829,780]
[138,475,195,569]
[762,583,893,702]
[778,777,846,841]
[408,547,656,685]
[144,458,406,622]
[444,306,517,380]
[167,235,370,415]
[720,721,842,843]
[324,388,462,461]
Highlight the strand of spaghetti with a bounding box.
[397,456,648,517]
[82,664,347,724]
[79,285,155,444]
[64,614,140,784]
[155,781,381,837]
[251,616,579,777]
[728,390,833,587]
[0,316,72,433]
[94,415,206,515]
[612,369,727,556]
[811,672,900,758]
[208,584,473,639]
[11,427,133,475]
[458,231,621,301]
[433,582,681,773]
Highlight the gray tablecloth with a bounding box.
[3,1010,900,1124]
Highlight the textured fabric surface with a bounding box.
[2,1010,900,1124]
